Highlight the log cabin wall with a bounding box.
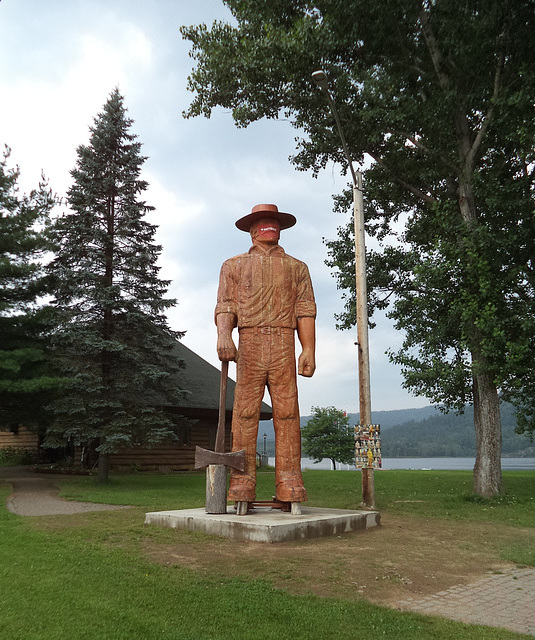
[0,426,39,451]
[108,417,232,471]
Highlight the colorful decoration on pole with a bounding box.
[354,425,382,469]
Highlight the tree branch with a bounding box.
[465,34,505,171]
[388,129,458,172]
[419,4,449,90]
[368,151,437,205]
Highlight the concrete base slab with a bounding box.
[145,506,380,543]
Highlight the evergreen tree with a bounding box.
[46,89,184,482]
[302,407,354,470]
[0,146,60,437]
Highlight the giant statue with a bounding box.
[215,204,316,507]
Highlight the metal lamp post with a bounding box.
[312,69,375,507]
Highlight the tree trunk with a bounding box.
[456,158,502,497]
[97,450,110,484]
[472,366,502,497]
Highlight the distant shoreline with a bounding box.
[282,457,535,471]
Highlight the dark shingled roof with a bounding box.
[170,340,272,421]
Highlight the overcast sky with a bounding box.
[0,0,431,416]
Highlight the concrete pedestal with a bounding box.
[145,506,380,543]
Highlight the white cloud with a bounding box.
[0,0,431,416]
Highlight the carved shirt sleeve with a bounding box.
[295,261,316,320]
[214,256,239,322]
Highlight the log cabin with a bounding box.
[0,340,272,471]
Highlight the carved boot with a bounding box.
[275,471,307,503]
[228,475,256,502]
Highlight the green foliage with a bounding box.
[301,406,354,468]
[45,90,185,479]
[0,146,63,427]
[0,446,38,465]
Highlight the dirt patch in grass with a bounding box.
[142,514,520,606]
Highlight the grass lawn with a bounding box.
[1,468,533,639]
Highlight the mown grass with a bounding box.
[58,468,535,528]
[57,468,535,567]
[306,469,535,526]
[1,469,533,640]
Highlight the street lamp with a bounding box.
[312,69,375,507]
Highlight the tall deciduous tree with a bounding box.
[47,90,184,482]
[0,146,60,437]
[302,406,354,470]
[181,0,535,496]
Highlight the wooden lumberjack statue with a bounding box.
[215,204,316,512]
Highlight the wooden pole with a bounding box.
[312,71,376,509]
[354,173,375,508]
[353,172,371,426]
[205,464,227,514]
[361,467,375,508]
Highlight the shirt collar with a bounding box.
[249,243,285,257]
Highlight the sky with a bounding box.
[0,0,431,416]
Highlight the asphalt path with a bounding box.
[0,465,129,516]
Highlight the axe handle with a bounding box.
[215,360,229,453]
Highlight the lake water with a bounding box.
[268,457,535,471]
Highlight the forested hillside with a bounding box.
[259,404,534,457]
[381,403,534,457]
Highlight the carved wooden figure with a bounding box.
[215,204,316,512]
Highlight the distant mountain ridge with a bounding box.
[259,405,440,440]
[379,402,534,458]
[258,403,535,458]
[349,406,441,430]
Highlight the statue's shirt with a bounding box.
[215,244,316,329]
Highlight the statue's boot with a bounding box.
[228,475,256,502]
[275,471,307,503]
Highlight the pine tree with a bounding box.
[0,146,60,439]
[46,90,184,482]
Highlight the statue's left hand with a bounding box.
[298,348,316,377]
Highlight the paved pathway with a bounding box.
[398,567,535,636]
[1,465,129,516]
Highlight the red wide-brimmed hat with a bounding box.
[235,204,297,232]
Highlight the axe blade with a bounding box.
[194,446,246,472]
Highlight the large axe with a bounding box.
[194,360,245,513]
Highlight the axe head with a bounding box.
[194,446,246,472]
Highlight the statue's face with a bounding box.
[250,217,280,244]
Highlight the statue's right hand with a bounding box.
[217,334,237,362]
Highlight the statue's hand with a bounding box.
[298,348,316,377]
[217,334,237,362]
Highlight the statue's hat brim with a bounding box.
[235,204,297,232]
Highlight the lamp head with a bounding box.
[312,69,329,90]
